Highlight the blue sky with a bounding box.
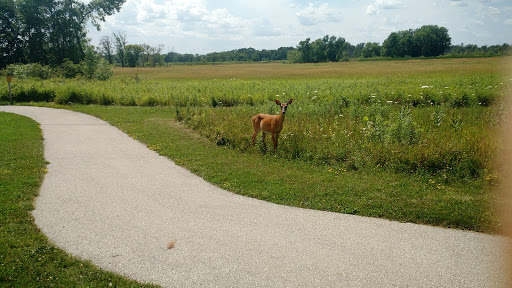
[86,0,512,54]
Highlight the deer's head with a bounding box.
[276,99,293,115]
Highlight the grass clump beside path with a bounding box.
[69,105,501,233]
[0,112,158,287]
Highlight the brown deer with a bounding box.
[251,99,293,152]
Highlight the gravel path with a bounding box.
[2,106,509,287]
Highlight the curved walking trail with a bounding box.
[2,106,509,287]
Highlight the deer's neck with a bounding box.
[278,111,285,123]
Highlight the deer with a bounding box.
[251,99,293,152]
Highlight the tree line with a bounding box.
[1,0,511,70]
[110,25,509,66]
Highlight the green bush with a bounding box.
[7,63,53,79]
[59,59,81,78]
[95,59,114,81]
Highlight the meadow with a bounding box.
[1,57,511,232]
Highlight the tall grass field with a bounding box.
[2,57,511,232]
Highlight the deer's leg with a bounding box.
[261,132,267,153]
[272,133,278,151]
[251,128,260,145]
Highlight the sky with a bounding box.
[85,0,512,55]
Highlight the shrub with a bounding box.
[81,46,100,80]
[59,59,80,78]
[6,63,53,79]
[95,59,114,81]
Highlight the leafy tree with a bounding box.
[415,25,451,57]
[0,0,125,68]
[383,25,451,58]
[0,0,24,67]
[98,35,115,64]
[149,44,164,67]
[82,45,100,79]
[113,31,127,67]
[325,36,339,62]
[353,43,365,58]
[297,38,313,63]
[311,37,328,63]
[125,44,143,67]
[382,32,400,57]
[287,50,302,63]
[361,42,381,58]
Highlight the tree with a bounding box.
[311,36,328,63]
[125,44,143,67]
[333,37,347,61]
[287,49,302,63]
[297,38,312,63]
[0,0,126,68]
[353,43,365,58]
[382,32,401,57]
[82,45,100,79]
[0,0,24,67]
[113,31,127,67]
[383,25,451,58]
[414,25,451,57]
[149,44,164,67]
[98,35,115,64]
[325,36,338,62]
[362,42,381,58]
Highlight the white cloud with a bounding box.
[449,0,468,7]
[367,0,404,15]
[296,3,342,26]
[85,0,512,54]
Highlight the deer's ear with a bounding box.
[275,100,281,105]
[287,99,293,104]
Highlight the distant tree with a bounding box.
[125,44,143,67]
[113,31,127,67]
[362,42,381,58]
[149,44,164,67]
[414,25,451,57]
[383,25,450,58]
[297,38,313,63]
[382,32,400,57]
[325,36,338,62]
[397,29,419,57]
[334,37,347,61]
[353,43,365,58]
[287,49,302,63]
[311,36,328,63]
[99,36,115,64]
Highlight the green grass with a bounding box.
[65,105,501,232]
[0,112,158,287]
